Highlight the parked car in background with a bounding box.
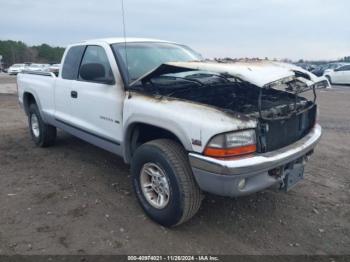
[324,64,350,85]
[8,64,26,75]
[44,64,60,76]
[295,63,316,72]
[311,64,327,77]
[311,63,349,77]
[26,63,49,72]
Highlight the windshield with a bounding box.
[328,63,345,69]
[111,42,203,83]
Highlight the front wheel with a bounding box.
[131,139,203,227]
[28,103,57,147]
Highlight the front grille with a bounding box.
[258,104,317,152]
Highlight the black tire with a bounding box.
[28,103,56,147]
[131,139,203,227]
[325,75,332,85]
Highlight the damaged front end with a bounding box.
[256,76,318,153]
[129,61,324,153]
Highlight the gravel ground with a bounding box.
[0,73,17,94]
[0,74,349,255]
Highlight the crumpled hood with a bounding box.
[130,60,325,89]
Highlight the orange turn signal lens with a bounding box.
[204,144,257,158]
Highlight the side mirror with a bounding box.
[79,63,115,85]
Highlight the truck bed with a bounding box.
[17,71,57,117]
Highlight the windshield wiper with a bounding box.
[165,85,199,97]
[152,75,204,86]
[185,72,232,83]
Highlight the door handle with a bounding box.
[71,90,78,98]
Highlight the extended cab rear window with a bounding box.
[62,46,85,80]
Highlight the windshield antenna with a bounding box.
[121,0,129,82]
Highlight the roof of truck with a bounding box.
[83,37,174,45]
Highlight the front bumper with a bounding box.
[189,124,322,197]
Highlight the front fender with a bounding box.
[122,92,257,162]
[122,116,193,163]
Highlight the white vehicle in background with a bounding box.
[324,64,350,85]
[44,64,61,75]
[26,63,49,72]
[8,64,26,75]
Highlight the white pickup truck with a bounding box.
[17,38,324,227]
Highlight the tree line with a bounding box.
[342,56,350,62]
[0,40,65,66]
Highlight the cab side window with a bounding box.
[62,46,85,80]
[78,46,114,84]
[337,65,350,71]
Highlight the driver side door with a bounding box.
[332,66,347,84]
[339,65,350,84]
[69,45,125,152]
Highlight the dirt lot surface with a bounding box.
[0,73,17,94]
[0,74,349,255]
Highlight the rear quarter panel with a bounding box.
[17,73,56,121]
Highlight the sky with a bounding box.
[0,0,349,60]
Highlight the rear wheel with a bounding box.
[131,139,203,227]
[28,103,56,147]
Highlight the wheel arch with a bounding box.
[22,91,47,121]
[23,92,38,115]
[123,122,191,164]
[324,74,332,84]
